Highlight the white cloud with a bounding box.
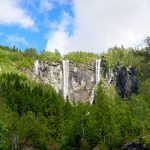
[46,0,150,54]
[46,11,74,53]
[0,0,35,29]
[7,35,29,46]
[39,0,53,12]
[46,31,69,52]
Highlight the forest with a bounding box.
[0,39,150,149]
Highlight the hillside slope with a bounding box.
[0,45,150,149]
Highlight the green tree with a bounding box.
[38,51,62,61]
[0,121,9,150]
[16,111,48,149]
[24,48,37,58]
[64,51,97,65]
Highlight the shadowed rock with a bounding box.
[30,59,138,102]
[112,66,138,98]
[122,141,147,150]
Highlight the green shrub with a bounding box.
[64,51,97,65]
[38,51,62,61]
[24,48,37,58]
[0,121,9,150]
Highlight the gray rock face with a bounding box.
[122,141,148,150]
[34,60,64,94]
[106,66,138,98]
[32,60,96,103]
[30,59,138,102]
[69,62,95,102]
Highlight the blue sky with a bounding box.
[0,0,74,52]
[0,0,150,54]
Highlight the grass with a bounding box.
[0,48,34,73]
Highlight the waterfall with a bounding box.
[90,59,102,104]
[62,60,69,99]
[96,59,101,84]
[33,60,40,75]
[90,87,95,104]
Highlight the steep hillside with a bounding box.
[0,45,62,73]
[0,45,150,149]
[0,46,34,73]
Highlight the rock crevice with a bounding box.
[31,59,138,102]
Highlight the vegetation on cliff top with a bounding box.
[0,46,62,73]
[63,51,97,65]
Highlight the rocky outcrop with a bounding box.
[122,141,148,150]
[68,62,95,102]
[106,66,138,98]
[28,59,138,102]
[31,60,96,103]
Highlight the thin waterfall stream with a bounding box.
[33,60,40,75]
[96,59,101,85]
[62,60,69,99]
[90,59,102,104]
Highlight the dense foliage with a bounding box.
[38,51,62,61]
[0,73,64,149]
[0,46,35,71]
[64,51,97,65]
[0,46,63,73]
[0,74,150,149]
[103,46,150,81]
[0,44,150,149]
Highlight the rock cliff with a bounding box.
[106,65,138,98]
[29,59,138,102]
[31,60,97,103]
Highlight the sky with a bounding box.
[0,0,150,54]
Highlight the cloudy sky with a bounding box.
[0,0,150,54]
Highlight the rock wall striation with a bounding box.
[30,59,138,102]
[32,60,97,103]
